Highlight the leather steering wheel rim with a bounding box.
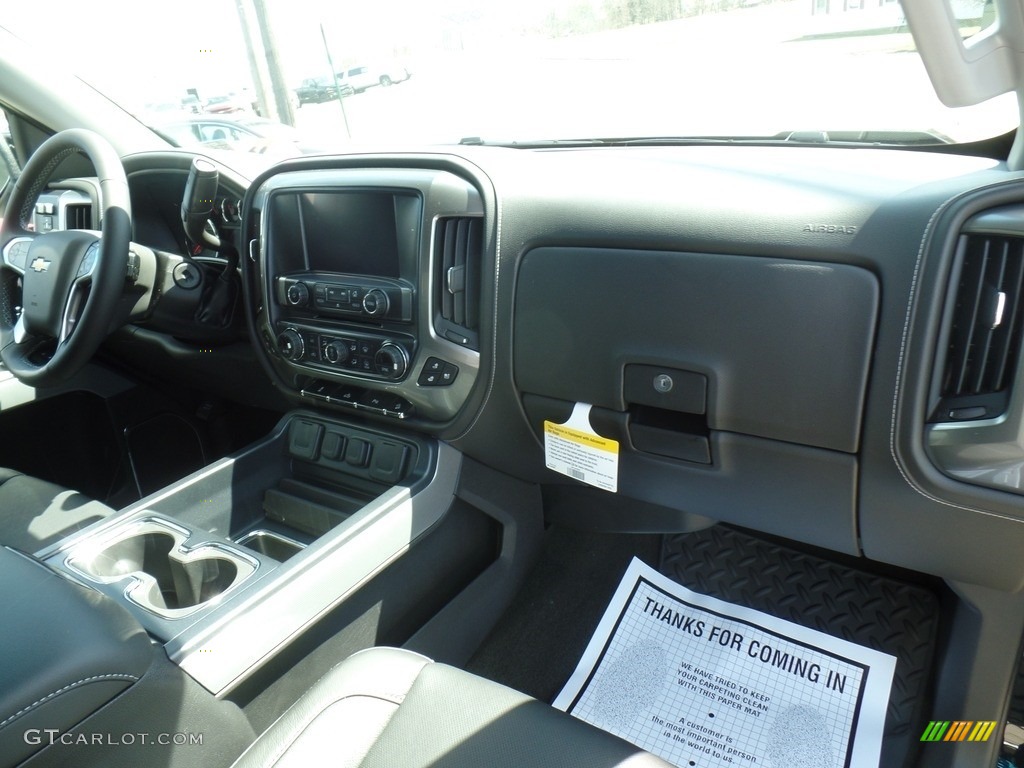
[0,129,131,386]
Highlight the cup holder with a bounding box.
[67,518,257,619]
[234,530,306,562]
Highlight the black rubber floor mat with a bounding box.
[662,526,940,768]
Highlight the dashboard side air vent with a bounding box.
[932,233,1024,422]
[434,216,482,351]
[64,203,92,230]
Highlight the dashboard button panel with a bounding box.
[276,276,412,323]
[275,325,415,382]
[299,381,414,420]
[418,357,459,387]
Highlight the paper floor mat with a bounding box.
[554,558,896,768]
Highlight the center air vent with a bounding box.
[433,216,482,350]
[64,203,92,230]
[933,233,1024,422]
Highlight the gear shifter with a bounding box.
[179,158,238,330]
[181,157,222,251]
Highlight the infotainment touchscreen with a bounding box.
[268,190,403,278]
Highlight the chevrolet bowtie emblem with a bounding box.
[29,257,50,273]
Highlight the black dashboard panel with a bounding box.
[230,143,1024,590]
[514,246,879,453]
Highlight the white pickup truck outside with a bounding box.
[336,64,411,93]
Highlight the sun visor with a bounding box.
[902,0,1019,108]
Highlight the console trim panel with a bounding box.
[165,440,461,695]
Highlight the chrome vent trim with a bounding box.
[940,234,1024,402]
[434,216,482,350]
[926,206,1024,495]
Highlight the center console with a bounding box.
[250,168,485,424]
[39,410,479,696]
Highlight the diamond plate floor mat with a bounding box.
[661,525,941,768]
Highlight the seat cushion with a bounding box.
[0,469,114,553]
[0,546,153,766]
[232,647,672,768]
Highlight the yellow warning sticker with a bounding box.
[544,403,619,492]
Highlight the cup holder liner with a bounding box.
[234,530,306,562]
[67,518,257,619]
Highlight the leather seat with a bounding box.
[231,647,672,768]
[0,469,114,553]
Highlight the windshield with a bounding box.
[1,0,1016,154]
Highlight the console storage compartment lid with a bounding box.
[0,546,152,766]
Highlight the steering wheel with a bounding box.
[0,129,131,386]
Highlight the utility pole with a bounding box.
[251,0,297,126]
[235,0,271,118]
[321,23,351,139]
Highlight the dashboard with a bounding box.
[18,134,1024,768]
[68,142,1024,597]
[238,144,1024,594]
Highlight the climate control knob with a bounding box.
[362,289,389,317]
[323,339,349,365]
[277,329,305,361]
[374,342,408,380]
[286,282,310,306]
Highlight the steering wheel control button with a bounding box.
[5,240,31,271]
[172,262,202,289]
[77,243,100,278]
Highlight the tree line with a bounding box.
[540,0,767,38]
